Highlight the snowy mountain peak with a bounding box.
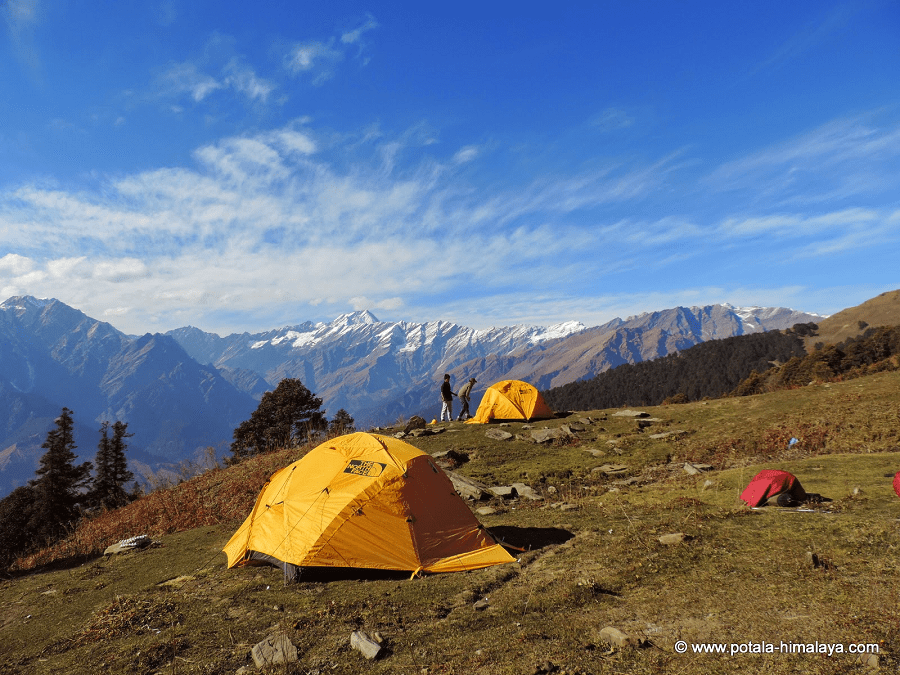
[332,310,380,326]
[0,295,56,313]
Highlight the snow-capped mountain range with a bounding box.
[0,295,824,498]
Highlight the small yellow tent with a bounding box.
[223,432,515,575]
[466,379,555,424]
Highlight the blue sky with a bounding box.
[1,0,898,336]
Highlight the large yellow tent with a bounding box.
[223,432,515,575]
[466,379,555,424]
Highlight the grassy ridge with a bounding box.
[2,371,900,674]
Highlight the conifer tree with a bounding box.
[231,378,326,459]
[328,408,356,436]
[89,420,135,510]
[29,408,92,542]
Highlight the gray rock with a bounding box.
[511,482,541,500]
[561,423,585,434]
[490,485,518,499]
[530,428,571,444]
[485,429,513,441]
[649,430,687,440]
[475,507,498,516]
[445,470,493,501]
[473,598,490,611]
[350,630,383,660]
[251,633,298,667]
[612,410,650,418]
[658,533,691,545]
[404,416,427,433]
[682,461,712,474]
[599,626,634,648]
[595,464,629,475]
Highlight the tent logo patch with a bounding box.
[344,460,387,477]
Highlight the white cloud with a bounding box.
[0,253,34,275]
[284,41,343,84]
[591,107,634,132]
[223,60,276,101]
[341,15,379,45]
[453,145,479,164]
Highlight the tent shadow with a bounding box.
[488,525,574,551]
[294,567,412,583]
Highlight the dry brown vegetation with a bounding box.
[2,370,900,674]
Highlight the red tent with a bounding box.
[740,470,807,507]
[893,471,900,499]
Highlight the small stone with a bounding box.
[350,631,383,660]
[475,507,497,516]
[612,410,650,418]
[683,462,713,475]
[599,626,633,648]
[658,533,691,545]
[473,598,490,611]
[857,653,879,669]
[485,429,513,441]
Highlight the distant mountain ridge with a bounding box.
[0,294,828,500]
[0,297,257,498]
[165,303,823,425]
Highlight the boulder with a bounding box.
[530,428,571,444]
[613,410,649,418]
[444,470,493,501]
[404,416,427,433]
[251,633,298,668]
[511,482,541,500]
[485,429,514,441]
[350,631,383,660]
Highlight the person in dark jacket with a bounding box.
[440,374,456,422]
[456,377,476,420]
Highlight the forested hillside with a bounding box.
[543,322,900,411]
[542,325,812,410]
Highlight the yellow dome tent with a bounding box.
[223,432,515,575]
[466,379,555,424]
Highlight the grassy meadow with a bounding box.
[1,371,899,674]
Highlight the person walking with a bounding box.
[456,377,476,420]
[439,373,456,422]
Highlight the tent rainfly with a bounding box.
[739,469,807,507]
[223,432,516,576]
[465,379,554,424]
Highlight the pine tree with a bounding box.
[108,421,135,508]
[89,421,135,510]
[29,408,92,542]
[328,408,356,436]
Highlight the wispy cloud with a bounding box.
[752,2,862,75]
[705,114,900,205]
[341,14,379,45]
[285,14,379,84]
[3,0,42,76]
[284,41,343,84]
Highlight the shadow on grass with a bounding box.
[488,525,574,551]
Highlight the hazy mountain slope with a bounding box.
[377,304,824,422]
[0,297,256,498]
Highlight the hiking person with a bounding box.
[456,377,476,420]
[440,374,456,422]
